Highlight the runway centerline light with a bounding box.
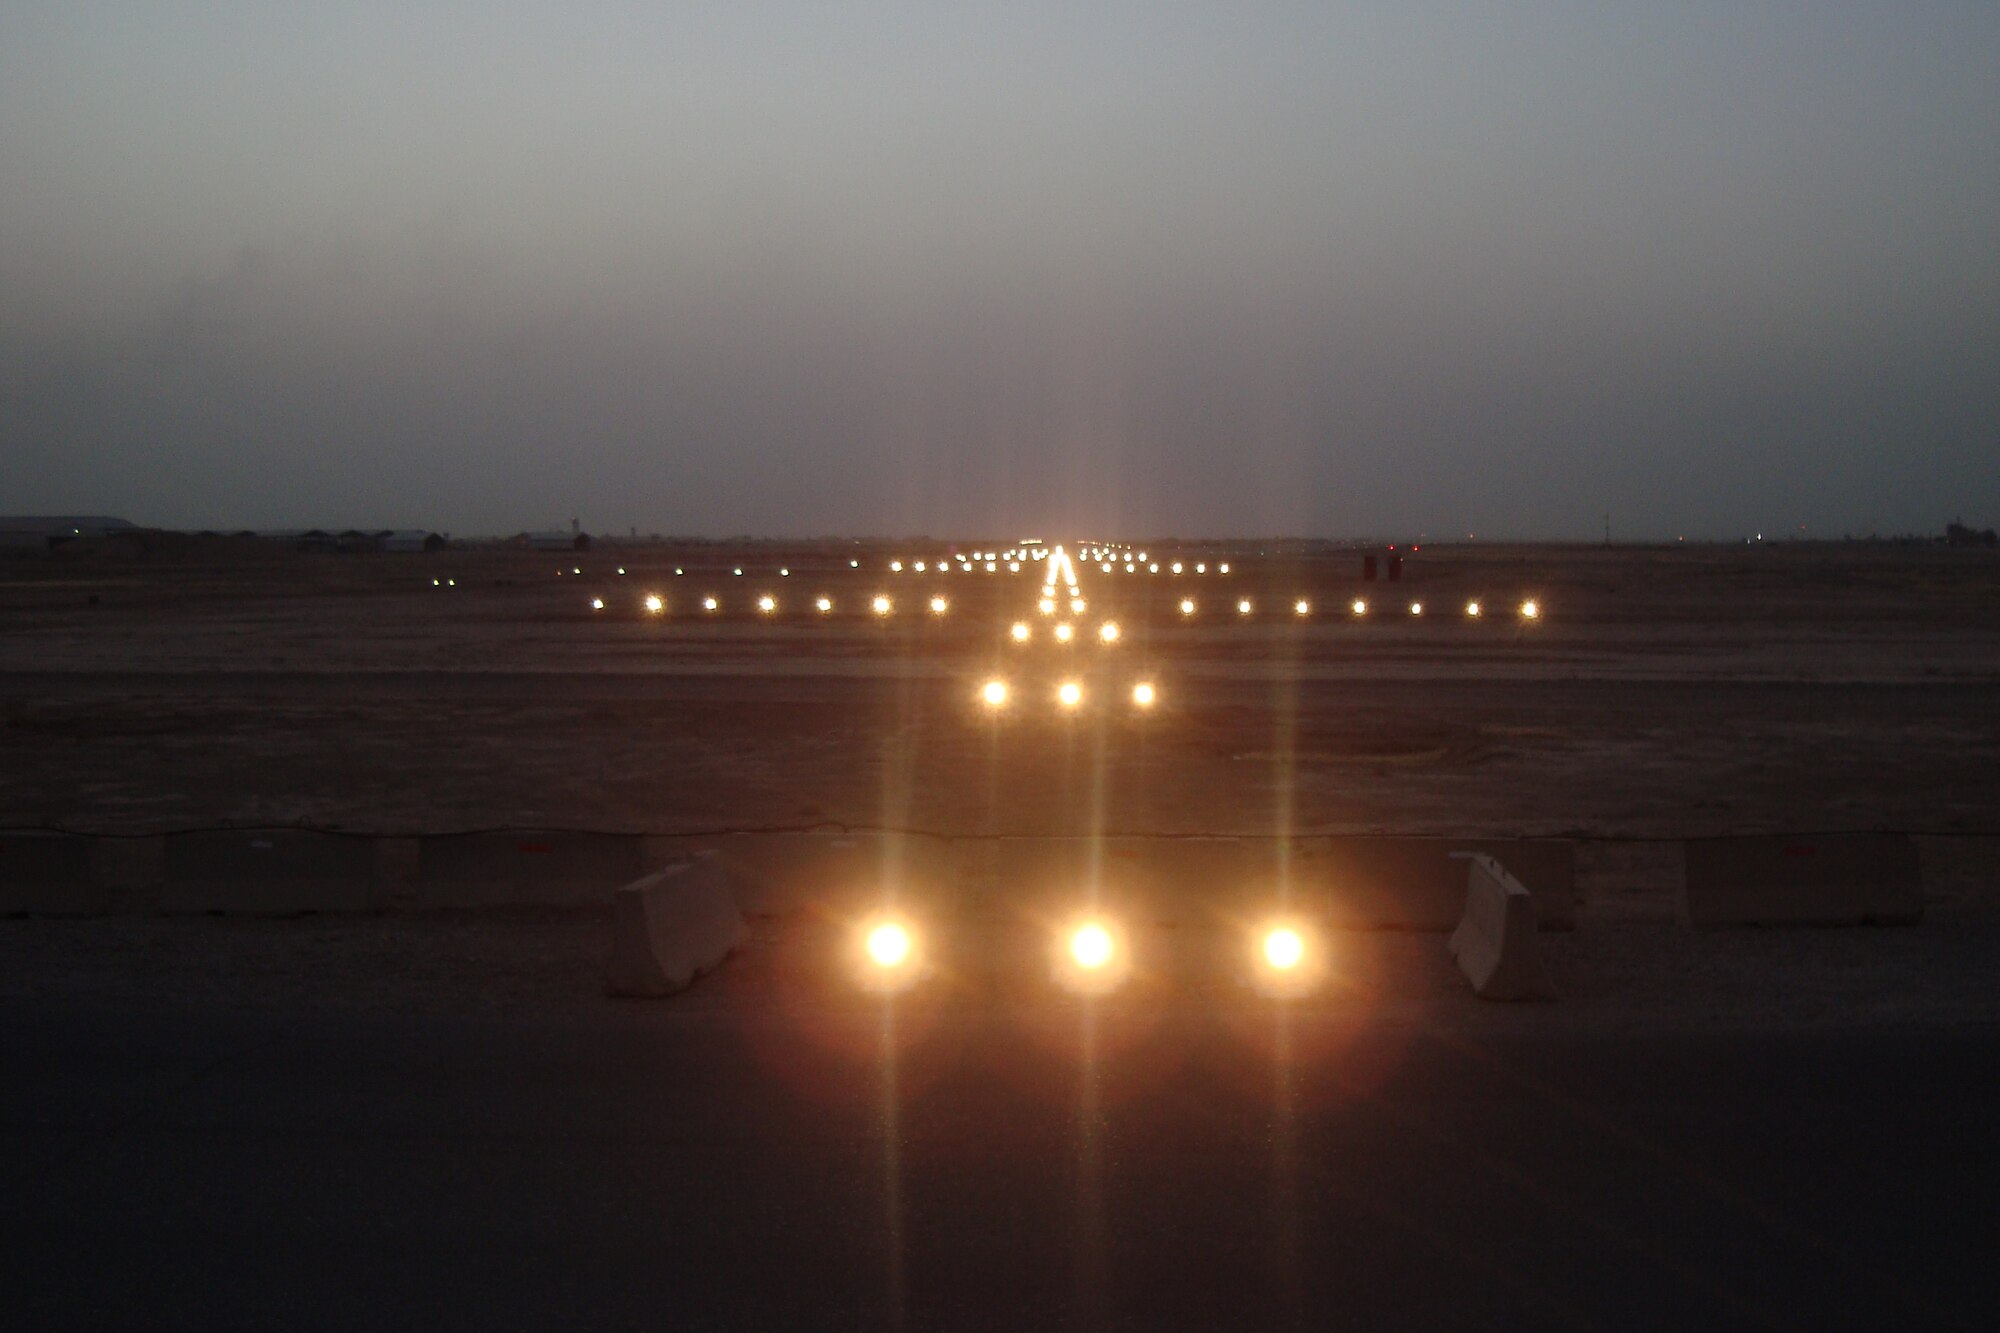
[1263,927,1305,971]
[1011,622,1031,642]
[1054,623,1074,643]
[868,922,912,968]
[1099,621,1120,643]
[1057,681,1082,708]
[1070,922,1115,970]
[980,679,1009,708]
[1132,682,1156,707]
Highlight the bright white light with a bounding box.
[1056,680,1082,707]
[1125,564,1136,573]
[590,598,605,611]
[1099,621,1121,643]
[1263,927,1305,971]
[929,596,948,615]
[866,921,913,969]
[1351,598,1368,616]
[1237,599,1253,615]
[1466,601,1482,618]
[1070,598,1086,614]
[850,559,859,568]
[1171,562,1183,574]
[644,594,665,614]
[1195,563,1206,574]
[1132,682,1156,707]
[1039,598,1057,615]
[1054,623,1074,643]
[1011,622,1031,642]
[675,567,684,576]
[1410,602,1423,616]
[733,567,743,576]
[986,561,997,572]
[1218,563,1230,574]
[1070,922,1115,969]
[1149,562,1160,573]
[890,561,903,572]
[1521,599,1540,620]
[446,579,455,586]
[1179,598,1196,616]
[780,568,789,577]
[616,567,626,576]
[816,597,833,613]
[981,679,1009,708]
[701,596,718,612]
[872,595,892,616]
[1102,563,1113,573]
[1009,561,1021,572]
[573,567,581,575]
[1137,552,1148,563]
[432,579,440,587]
[914,561,926,572]
[757,595,776,614]
[1294,599,1311,616]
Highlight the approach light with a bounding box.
[617,567,626,575]
[1057,681,1083,708]
[757,595,777,614]
[1521,599,1541,620]
[1039,598,1057,615]
[1137,552,1148,562]
[1195,563,1206,573]
[1070,598,1086,614]
[1263,927,1305,972]
[914,561,926,572]
[1099,621,1121,643]
[816,597,833,613]
[1410,602,1423,616]
[1149,562,1160,573]
[432,579,440,587]
[867,922,912,968]
[573,567,581,575]
[1466,601,1482,618]
[1237,599,1253,615]
[733,567,743,577]
[986,561,997,572]
[930,596,949,615]
[644,594,665,614]
[1351,598,1368,617]
[980,679,1009,708]
[1132,682,1156,707]
[1070,922,1115,970]
[1009,561,1021,572]
[1218,563,1230,574]
[1179,598,1196,616]
[590,598,605,611]
[1171,562,1183,574]
[1011,622,1031,642]
[701,596,718,612]
[675,567,684,576]
[890,561,903,572]
[872,595,893,617]
[780,568,789,577]
[850,559,859,568]
[1294,599,1311,617]
[447,579,455,586]
[1054,623,1074,643]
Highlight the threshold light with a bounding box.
[872,595,893,616]
[1009,561,1021,572]
[914,561,926,572]
[1521,599,1541,620]
[986,561,997,572]
[1149,562,1160,573]
[1195,563,1206,573]
[1057,681,1083,708]
[1011,622,1031,642]
[980,679,1009,708]
[1132,682,1156,707]
[644,594,665,614]
[1054,623,1074,643]
[1099,621,1121,643]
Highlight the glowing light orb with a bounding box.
[1410,602,1423,616]
[1171,562,1183,574]
[1132,682,1156,707]
[816,597,833,613]
[889,561,903,572]
[1069,922,1115,970]
[1466,601,1482,618]
[1054,623,1074,643]
[1039,598,1057,615]
[986,561,997,572]
[1179,599,1196,615]
[1219,563,1231,574]
[866,922,912,968]
[1294,599,1311,616]
[1195,563,1206,573]
[872,596,892,616]
[1099,621,1121,643]
[1263,927,1305,971]
[590,598,604,611]
[733,568,743,576]
[1237,599,1253,615]
[1149,563,1160,573]
[1056,680,1082,707]
[1070,598,1086,614]
[1009,561,1021,572]
[1521,599,1541,619]
[757,595,777,614]
[980,679,1009,708]
[616,567,626,575]
[850,559,859,568]
[779,568,789,577]
[1351,598,1368,616]
[644,594,665,614]
[914,561,926,572]
[1010,622,1031,642]
[701,596,718,612]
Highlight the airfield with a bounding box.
[3,539,1999,1328]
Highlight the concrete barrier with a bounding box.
[0,832,111,915]
[606,856,747,996]
[1307,837,1577,931]
[1448,854,1556,1000]
[1681,834,1923,927]
[414,831,646,908]
[160,830,382,915]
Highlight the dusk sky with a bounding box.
[3,3,1995,539]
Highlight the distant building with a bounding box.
[0,516,139,550]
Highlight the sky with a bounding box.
[2,2,1996,539]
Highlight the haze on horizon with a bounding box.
[2,3,1995,541]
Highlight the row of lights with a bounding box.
[977,678,1157,710]
[857,915,1318,997]
[596,596,1543,622]
[603,594,953,617]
